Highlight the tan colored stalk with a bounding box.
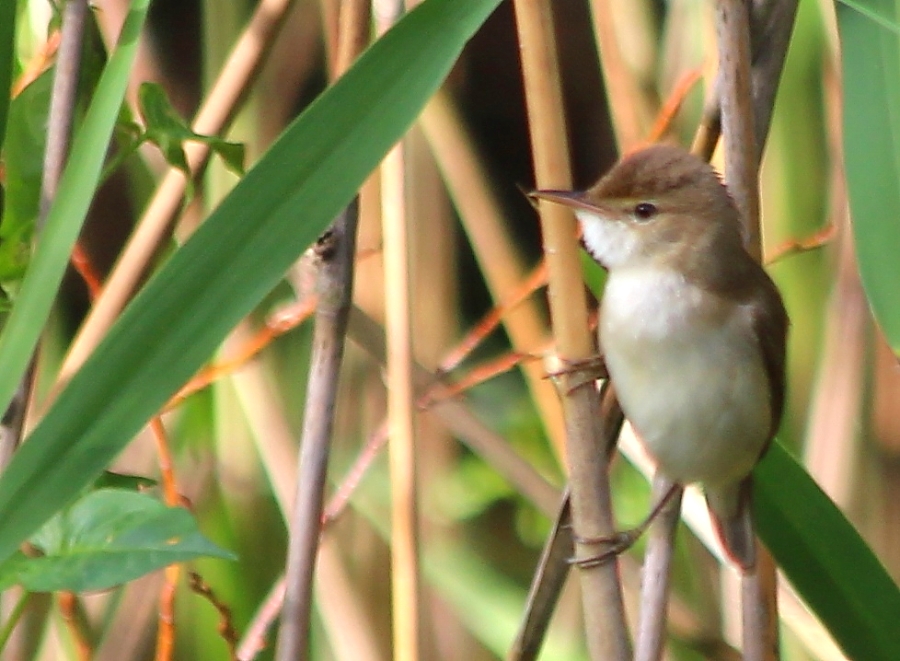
[372,3,421,657]
[586,0,651,149]
[381,141,421,661]
[58,0,299,386]
[512,2,631,659]
[419,91,567,455]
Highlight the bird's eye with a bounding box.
[633,202,658,221]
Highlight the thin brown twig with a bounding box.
[70,243,105,300]
[167,297,318,410]
[512,2,630,659]
[321,420,389,527]
[238,578,286,660]
[765,223,836,264]
[645,67,705,146]
[156,565,180,661]
[150,419,184,660]
[188,572,239,659]
[437,261,548,374]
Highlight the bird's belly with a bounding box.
[601,273,771,488]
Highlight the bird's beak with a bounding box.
[528,189,600,213]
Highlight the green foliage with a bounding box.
[108,82,245,192]
[838,0,900,352]
[0,489,233,592]
[756,444,900,660]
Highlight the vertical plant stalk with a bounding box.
[512,2,631,659]
[39,0,88,228]
[372,2,421,657]
[508,382,625,661]
[382,134,423,661]
[275,203,360,661]
[693,0,799,169]
[58,0,299,386]
[634,476,682,661]
[717,0,760,250]
[586,0,650,149]
[716,2,778,660]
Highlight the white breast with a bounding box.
[600,268,770,488]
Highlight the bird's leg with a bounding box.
[571,481,682,568]
[545,354,608,394]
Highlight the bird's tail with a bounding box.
[705,476,756,572]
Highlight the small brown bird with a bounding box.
[532,144,788,570]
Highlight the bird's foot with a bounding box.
[569,528,642,568]
[545,354,608,394]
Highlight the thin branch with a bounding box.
[506,491,574,661]
[512,2,631,659]
[634,476,683,661]
[275,203,360,661]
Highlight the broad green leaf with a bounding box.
[0,0,502,564]
[0,0,151,414]
[838,0,900,352]
[0,0,15,152]
[138,81,244,178]
[756,443,900,661]
[0,490,233,592]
